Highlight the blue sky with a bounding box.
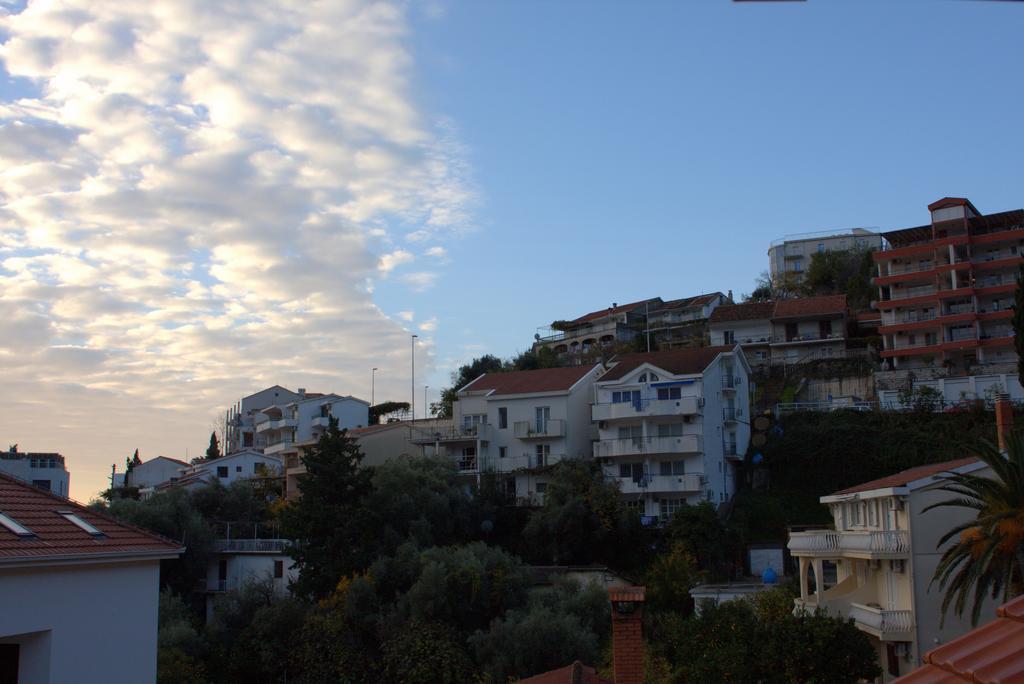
[376,0,1024,393]
[0,0,1021,498]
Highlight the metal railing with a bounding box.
[722,407,741,421]
[592,397,700,420]
[771,332,844,343]
[513,419,565,439]
[213,539,289,553]
[890,285,936,300]
[776,401,876,414]
[593,434,701,458]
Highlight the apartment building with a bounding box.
[534,299,662,357]
[225,385,306,453]
[708,302,774,366]
[165,449,282,494]
[788,457,998,681]
[123,456,189,489]
[255,393,369,459]
[423,365,604,503]
[769,228,882,283]
[0,450,70,498]
[592,346,750,520]
[646,292,730,349]
[873,197,1024,375]
[770,295,848,364]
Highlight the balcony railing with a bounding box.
[723,442,738,457]
[592,397,700,421]
[771,332,844,344]
[849,603,914,635]
[788,530,909,557]
[506,453,567,471]
[456,456,478,473]
[413,424,491,443]
[721,375,738,389]
[890,285,936,300]
[593,434,701,459]
[513,419,565,439]
[948,328,977,342]
[885,261,935,276]
[617,473,703,495]
[213,539,289,554]
[722,407,741,422]
[196,578,228,593]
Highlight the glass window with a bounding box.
[217,466,228,478]
[657,387,681,400]
[235,465,242,473]
[657,423,683,437]
[619,464,632,478]
[536,482,548,494]
[274,560,284,579]
[638,373,647,382]
[499,447,507,458]
[498,407,507,429]
[659,461,672,476]
[659,498,683,520]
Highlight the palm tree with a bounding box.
[925,433,1024,626]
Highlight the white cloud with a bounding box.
[418,317,438,332]
[424,246,447,259]
[396,310,414,322]
[0,0,473,500]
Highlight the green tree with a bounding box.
[663,501,737,579]
[369,401,411,425]
[1013,265,1024,388]
[381,621,475,684]
[802,246,875,309]
[433,354,505,418]
[925,435,1024,625]
[645,543,703,615]
[205,432,221,460]
[157,590,209,684]
[280,417,378,598]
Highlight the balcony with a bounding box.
[771,332,845,346]
[410,424,491,444]
[890,285,937,301]
[506,452,567,471]
[592,396,700,421]
[213,539,289,554]
[617,473,703,495]
[196,578,228,593]
[788,530,910,559]
[255,417,297,434]
[722,407,742,422]
[311,416,331,428]
[723,441,739,459]
[593,434,701,459]
[721,375,738,390]
[456,456,478,473]
[513,419,565,440]
[848,603,914,640]
[264,438,297,455]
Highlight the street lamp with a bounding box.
[411,334,418,420]
[371,368,378,407]
[424,385,429,419]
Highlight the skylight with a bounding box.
[57,510,105,537]
[0,511,35,538]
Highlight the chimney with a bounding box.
[727,289,734,303]
[298,388,306,397]
[995,392,1013,453]
[609,586,645,684]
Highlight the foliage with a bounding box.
[802,246,875,309]
[293,576,383,683]
[925,434,1024,625]
[205,431,221,460]
[157,590,209,684]
[433,354,505,418]
[896,384,944,412]
[663,501,737,580]
[645,543,702,615]
[522,460,646,569]
[369,400,411,424]
[280,417,377,599]
[381,621,475,684]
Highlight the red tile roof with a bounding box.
[895,594,1024,683]
[832,457,979,495]
[598,346,735,382]
[517,661,612,684]
[461,365,600,396]
[571,298,662,324]
[0,471,183,563]
[709,301,775,324]
[658,293,723,311]
[928,197,981,217]
[772,294,847,319]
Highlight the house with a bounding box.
[644,292,730,350]
[0,451,70,498]
[769,294,848,365]
[708,301,774,366]
[534,299,663,358]
[893,593,1024,683]
[0,471,183,683]
[769,227,882,284]
[787,454,1001,681]
[873,198,1024,377]
[422,365,604,503]
[166,449,282,494]
[255,393,369,461]
[225,385,307,453]
[124,455,190,489]
[198,537,296,621]
[592,345,751,520]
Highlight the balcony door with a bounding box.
[535,406,550,433]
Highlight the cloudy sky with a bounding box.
[2,1,1022,500]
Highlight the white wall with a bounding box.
[128,458,185,488]
[0,561,161,684]
[0,458,70,498]
[710,319,771,346]
[189,451,282,487]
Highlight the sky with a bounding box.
[0,0,1021,501]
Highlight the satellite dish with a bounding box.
[534,333,540,341]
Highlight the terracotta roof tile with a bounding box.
[461,365,600,396]
[598,346,735,382]
[709,301,775,324]
[571,298,662,324]
[832,457,979,495]
[0,471,183,562]
[517,661,612,684]
[658,293,722,311]
[772,294,847,319]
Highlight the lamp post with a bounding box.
[424,385,429,419]
[371,367,377,407]
[411,334,418,420]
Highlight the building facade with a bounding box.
[0,451,70,498]
[167,449,282,493]
[646,293,730,350]
[708,302,774,366]
[199,538,296,621]
[769,228,882,283]
[788,457,997,682]
[769,295,848,365]
[534,299,663,358]
[592,346,751,520]
[255,393,369,460]
[873,198,1024,374]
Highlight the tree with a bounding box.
[381,621,474,684]
[802,246,875,309]
[1013,265,1024,388]
[369,401,411,425]
[280,417,378,598]
[663,501,738,579]
[433,354,505,418]
[206,432,221,460]
[925,434,1024,625]
[645,543,702,616]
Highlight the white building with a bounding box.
[424,365,605,503]
[592,346,751,520]
[708,302,774,367]
[226,385,306,453]
[788,457,998,682]
[0,471,183,683]
[255,393,369,460]
[199,538,297,621]
[769,294,848,365]
[166,449,282,493]
[769,228,882,283]
[124,456,190,489]
[0,451,70,498]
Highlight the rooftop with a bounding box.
[656,292,723,312]
[0,471,183,563]
[772,294,847,319]
[831,457,979,496]
[570,298,662,325]
[517,661,611,684]
[708,301,775,324]
[461,364,601,396]
[598,346,735,382]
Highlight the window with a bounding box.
[867,500,878,527]
[217,466,229,478]
[31,480,51,491]
[619,463,643,481]
[58,510,104,537]
[612,390,641,404]
[236,465,242,473]
[536,482,548,494]
[659,461,685,476]
[535,444,551,467]
[498,407,507,429]
[756,351,767,360]
[817,243,825,253]
[638,373,648,382]
[723,330,735,344]
[274,560,284,579]
[657,423,684,437]
[499,446,507,459]
[656,387,681,400]
[659,498,683,520]
[244,432,254,447]
[0,511,34,537]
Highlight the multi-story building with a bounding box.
[769,294,848,364]
[646,292,730,350]
[255,393,369,459]
[708,302,774,366]
[199,537,296,620]
[788,456,998,681]
[873,197,1024,375]
[163,449,282,495]
[534,299,663,357]
[0,450,70,497]
[769,228,882,284]
[123,455,189,489]
[592,346,750,520]
[422,365,604,503]
[225,385,306,453]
